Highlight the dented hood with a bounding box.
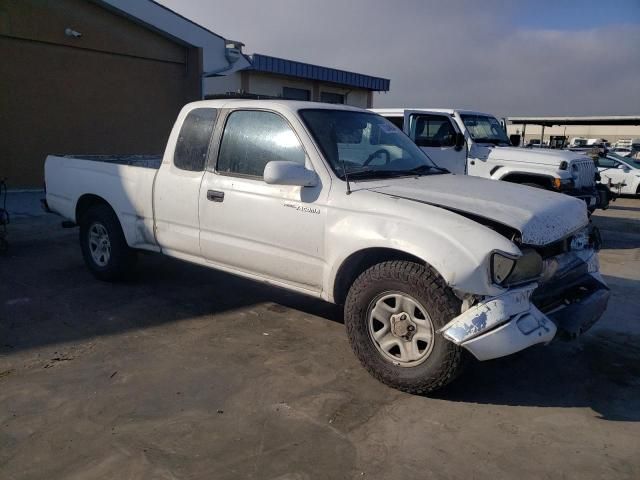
[364,174,588,246]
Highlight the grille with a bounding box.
[571,158,596,188]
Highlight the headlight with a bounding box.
[491,253,515,284]
[553,177,574,190]
[491,250,543,286]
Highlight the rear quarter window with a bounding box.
[174,108,218,172]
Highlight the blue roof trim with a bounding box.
[248,54,390,92]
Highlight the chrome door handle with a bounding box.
[207,190,224,202]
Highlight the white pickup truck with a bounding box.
[44,100,609,394]
[373,108,606,210]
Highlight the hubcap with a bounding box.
[88,223,111,267]
[367,292,435,367]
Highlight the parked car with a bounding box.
[612,147,632,157]
[597,153,640,196]
[43,100,609,394]
[373,108,604,211]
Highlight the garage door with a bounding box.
[0,0,201,188]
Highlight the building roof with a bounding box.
[508,115,640,126]
[96,0,251,73]
[247,54,390,92]
[185,99,365,112]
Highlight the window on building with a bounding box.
[409,114,456,147]
[282,87,311,101]
[320,92,345,104]
[217,110,306,178]
[174,108,218,171]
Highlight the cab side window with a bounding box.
[597,157,616,168]
[410,115,456,148]
[174,108,218,171]
[217,110,306,178]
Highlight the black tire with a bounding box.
[79,204,136,281]
[344,261,465,394]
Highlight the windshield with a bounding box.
[460,114,510,145]
[609,152,639,168]
[299,109,445,180]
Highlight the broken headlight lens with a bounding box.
[491,253,516,284]
[492,250,543,286]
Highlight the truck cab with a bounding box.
[374,108,603,210]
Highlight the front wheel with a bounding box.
[344,261,465,394]
[79,204,137,281]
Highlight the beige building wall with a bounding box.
[204,74,242,96]
[204,71,372,108]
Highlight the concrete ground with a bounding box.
[1,192,639,480]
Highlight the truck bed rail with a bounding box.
[60,155,162,169]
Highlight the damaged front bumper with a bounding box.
[439,250,610,361]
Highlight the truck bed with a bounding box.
[45,154,161,251]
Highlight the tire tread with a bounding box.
[344,260,465,394]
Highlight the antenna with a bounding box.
[341,158,352,195]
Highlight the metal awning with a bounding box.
[508,116,640,126]
[247,54,390,92]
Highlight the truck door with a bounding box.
[597,156,627,191]
[153,107,216,256]
[403,110,467,174]
[198,109,325,293]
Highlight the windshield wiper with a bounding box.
[343,165,448,181]
[406,164,449,175]
[345,169,411,180]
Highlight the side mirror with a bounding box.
[454,132,466,151]
[617,164,629,171]
[509,134,521,147]
[264,161,318,187]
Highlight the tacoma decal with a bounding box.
[284,201,320,215]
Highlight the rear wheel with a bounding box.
[344,261,465,394]
[79,204,136,281]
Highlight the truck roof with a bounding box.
[183,99,366,114]
[372,108,493,117]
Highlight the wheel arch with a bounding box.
[332,247,429,305]
[75,193,116,224]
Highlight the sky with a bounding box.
[157,0,640,116]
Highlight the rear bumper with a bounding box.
[439,251,609,361]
